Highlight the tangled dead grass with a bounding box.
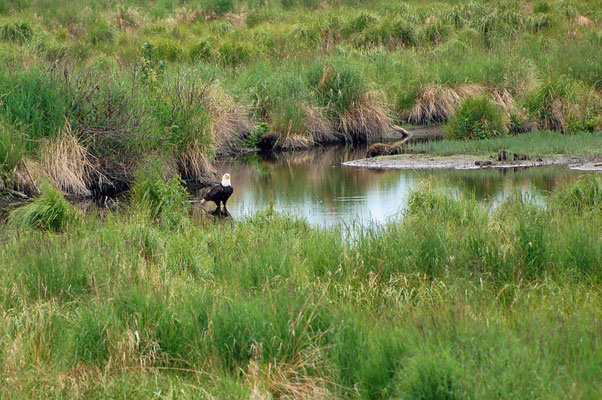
[245,344,333,400]
[205,84,254,153]
[340,91,391,142]
[575,15,593,27]
[408,85,464,124]
[408,84,527,126]
[38,123,105,197]
[178,142,217,185]
[304,105,336,144]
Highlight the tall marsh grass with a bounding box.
[0,176,600,397]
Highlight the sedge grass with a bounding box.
[0,176,601,397]
[408,130,602,157]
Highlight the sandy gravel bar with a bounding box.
[342,154,573,170]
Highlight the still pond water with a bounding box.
[206,144,593,228]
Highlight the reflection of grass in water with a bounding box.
[408,131,602,156]
[242,153,272,176]
[423,166,590,200]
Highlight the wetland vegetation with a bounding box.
[0,0,601,398]
[0,0,600,196]
[1,173,601,398]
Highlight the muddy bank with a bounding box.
[404,126,445,139]
[342,154,599,170]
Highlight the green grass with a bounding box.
[8,180,79,231]
[446,95,507,140]
[0,0,599,194]
[0,175,601,397]
[408,130,602,157]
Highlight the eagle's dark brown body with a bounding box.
[203,183,233,215]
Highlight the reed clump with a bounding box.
[8,180,79,231]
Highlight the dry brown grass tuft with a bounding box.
[39,123,104,197]
[408,85,528,126]
[491,88,518,112]
[304,106,336,144]
[206,84,254,154]
[245,344,334,400]
[340,91,391,142]
[224,12,247,28]
[408,85,462,124]
[12,158,43,196]
[575,15,593,27]
[115,8,143,30]
[178,142,217,185]
[275,135,314,151]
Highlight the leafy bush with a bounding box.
[247,122,269,148]
[445,96,507,140]
[204,0,235,15]
[9,181,79,231]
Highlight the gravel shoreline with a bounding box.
[342,154,602,171]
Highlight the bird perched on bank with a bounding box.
[200,173,233,216]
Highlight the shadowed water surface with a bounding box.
[204,144,593,227]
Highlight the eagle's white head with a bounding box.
[221,173,231,187]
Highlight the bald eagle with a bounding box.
[201,173,233,216]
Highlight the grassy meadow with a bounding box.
[0,0,600,196]
[0,172,601,398]
[1,1,601,397]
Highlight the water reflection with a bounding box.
[203,145,593,227]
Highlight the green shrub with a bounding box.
[525,75,585,133]
[154,37,184,62]
[204,0,235,15]
[9,181,79,232]
[240,63,312,134]
[308,59,365,117]
[247,122,269,148]
[389,18,418,46]
[344,12,378,35]
[189,39,213,61]
[151,76,213,151]
[445,96,507,140]
[217,40,254,66]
